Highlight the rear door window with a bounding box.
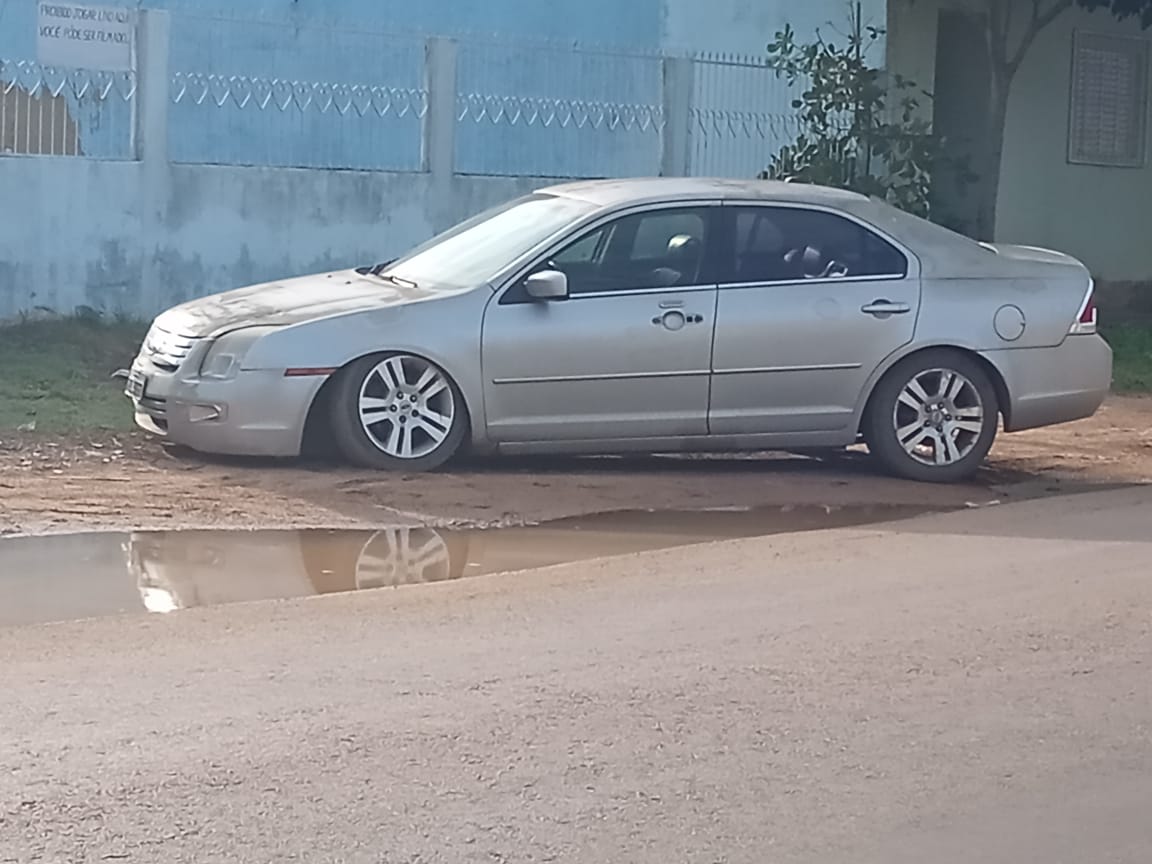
[723,207,908,284]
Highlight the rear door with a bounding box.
[708,205,921,435]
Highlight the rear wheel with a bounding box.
[330,353,467,472]
[863,350,999,483]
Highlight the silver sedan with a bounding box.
[126,178,1112,483]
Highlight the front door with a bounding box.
[708,205,921,436]
[482,205,719,443]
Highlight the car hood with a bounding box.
[153,269,453,338]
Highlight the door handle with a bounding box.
[861,300,912,317]
[651,311,705,330]
[658,300,685,309]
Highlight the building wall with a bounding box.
[662,0,887,56]
[887,0,1152,283]
[1,0,667,174]
[885,0,939,109]
[0,0,846,198]
[997,7,1151,283]
[0,157,545,319]
[1,0,862,55]
[0,0,855,319]
[0,0,663,50]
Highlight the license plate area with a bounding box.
[126,370,148,400]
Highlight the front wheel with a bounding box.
[329,353,467,472]
[863,350,999,483]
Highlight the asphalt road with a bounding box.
[2,486,1151,863]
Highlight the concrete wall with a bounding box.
[663,0,886,58]
[1,0,666,174]
[0,156,547,319]
[1,0,852,57]
[0,0,662,52]
[2,0,848,174]
[887,0,1152,283]
[0,0,854,319]
[996,7,1151,283]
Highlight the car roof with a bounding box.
[539,177,872,208]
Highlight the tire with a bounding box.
[329,353,468,472]
[863,349,999,483]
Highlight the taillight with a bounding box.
[1070,281,1098,334]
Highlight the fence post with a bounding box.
[422,36,458,180]
[135,8,170,315]
[661,56,695,177]
[135,9,170,166]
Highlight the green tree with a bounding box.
[762,5,961,220]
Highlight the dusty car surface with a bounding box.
[126,178,1111,483]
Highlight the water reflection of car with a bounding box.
[128,528,464,613]
[125,178,1111,484]
[126,517,746,614]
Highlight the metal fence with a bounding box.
[689,52,808,178]
[165,13,426,170]
[2,14,811,179]
[169,70,426,170]
[454,36,665,178]
[0,58,136,159]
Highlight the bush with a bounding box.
[762,14,968,220]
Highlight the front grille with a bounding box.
[144,325,196,371]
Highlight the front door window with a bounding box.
[502,206,714,304]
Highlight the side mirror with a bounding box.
[524,269,569,301]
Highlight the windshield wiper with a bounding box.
[356,262,418,289]
[355,259,396,277]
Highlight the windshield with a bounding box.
[382,193,599,289]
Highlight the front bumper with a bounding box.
[127,352,327,458]
[984,334,1113,433]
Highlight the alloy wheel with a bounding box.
[892,368,986,467]
[357,355,457,460]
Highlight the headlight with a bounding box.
[198,327,279,381]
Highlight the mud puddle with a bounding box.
[0,504,942,627]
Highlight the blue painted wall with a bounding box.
[0,0,865,319]
[0,0,663,48]
[662,0,886,56]
[0,156,549,319]
[3,0,865,175]
[1,0,666,174]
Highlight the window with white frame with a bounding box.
[1068,31,1149,168]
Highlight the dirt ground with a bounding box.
[2,396,1150,536]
